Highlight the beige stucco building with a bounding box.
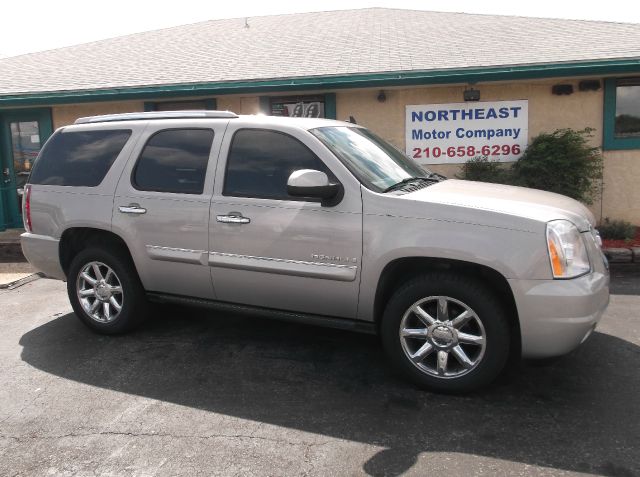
[1,8,639,229]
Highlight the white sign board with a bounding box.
[405,100,528,164]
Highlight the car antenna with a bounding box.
[348,116,357,124]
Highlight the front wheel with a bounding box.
[67,246,148,334]
[381,273,511,393]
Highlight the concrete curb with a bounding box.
[0,272,43,290]
[603,247,640,265]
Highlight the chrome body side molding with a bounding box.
[145,245,207,265]
[145,247,358,282]
[208,251,358,282]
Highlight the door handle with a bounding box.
[217,212,250,224]
[118,204,147,215]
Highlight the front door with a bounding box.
[209,124,363,319]
[0,109,53,230]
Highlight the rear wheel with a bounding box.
[67,247,148,334]
[381,272,511,393]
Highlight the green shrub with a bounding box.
[512,128,603,204]
[457,128,604,205]
[455,156,513,184]
[598,218,637,240]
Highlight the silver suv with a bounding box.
[21,111,609,392]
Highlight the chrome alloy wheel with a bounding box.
[399,296,486,379]
[76,261,124,323]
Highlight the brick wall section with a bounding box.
[52,101,145,128]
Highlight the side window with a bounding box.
[133,129,214,194]
[29,129,131,187]
[223,129,333,200]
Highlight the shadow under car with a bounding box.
[19,307,640,477]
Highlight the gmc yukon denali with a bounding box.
[20,111,610,392]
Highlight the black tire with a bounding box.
[67,246,148,334]
[380,272,511,393]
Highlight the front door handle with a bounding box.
[217,212,250,224]
[118,204,147,215]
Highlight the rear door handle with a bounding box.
[118,204,147,215]
[217,212,250,224]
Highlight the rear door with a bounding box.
[112,120,227,299]
[209,122,363,318]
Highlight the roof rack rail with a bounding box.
[75,110,239,124]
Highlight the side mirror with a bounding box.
[287,169,341,203]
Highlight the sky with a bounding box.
[1,0,639,59]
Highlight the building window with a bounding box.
[603,78,640,150]
[259,93,336,119]
[614,80,640,138]
[269,95,326,118]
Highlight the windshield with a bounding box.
[310,126,440,192]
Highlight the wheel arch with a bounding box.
[374,257,521,356]
[59,227,135,279]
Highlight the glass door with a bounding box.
[0,109,52,230]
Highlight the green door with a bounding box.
[0,108,53,231]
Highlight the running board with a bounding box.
[146,292,377,335]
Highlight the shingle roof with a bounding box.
[1,8,640,96]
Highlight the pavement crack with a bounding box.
[301,442,317,476]
[0,431,331,448]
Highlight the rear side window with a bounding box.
[29,129,131,186]
[223,129,332,200]
[133,129,214,194]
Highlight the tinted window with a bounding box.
[29,129,131,187]
[133,129,214,194]
[224,129,332,200]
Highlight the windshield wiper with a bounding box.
[382,176,439,193]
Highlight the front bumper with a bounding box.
[509,270,609,359]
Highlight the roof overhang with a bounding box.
[1,58,639,108]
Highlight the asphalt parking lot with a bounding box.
[1,270,639,477]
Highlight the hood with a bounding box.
[402,179,595,231]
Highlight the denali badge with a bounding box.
[311,253,358,263]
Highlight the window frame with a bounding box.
[131,127,215,195]
[222,127,341,202]
[603,77,640,151]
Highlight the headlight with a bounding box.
[546,220,591,279]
